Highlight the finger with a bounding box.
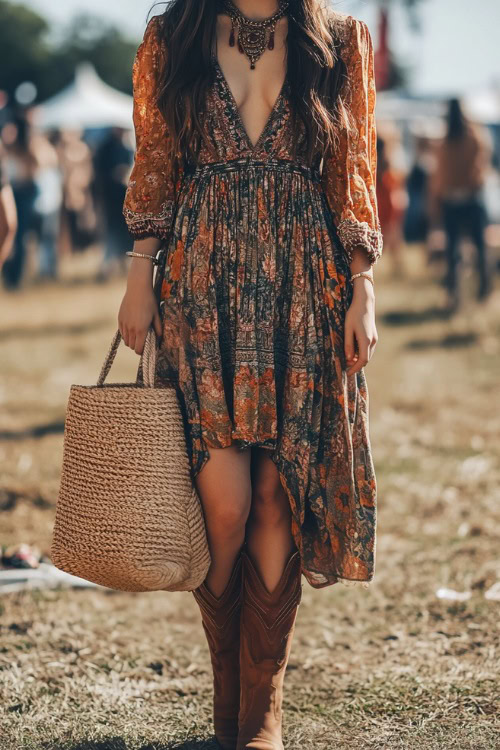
[153,310,163,339]
[347,360,363,377]
[122,326,129,348]
[344,324,356,364]
[347,337,369,376]
[128,330,136,351]
[135,330,147,356]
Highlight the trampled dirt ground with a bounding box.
[1,248,499,749]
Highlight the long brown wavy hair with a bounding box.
[153,0,346,165]
[445,98,469,141]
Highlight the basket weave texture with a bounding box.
[51,328,211,592]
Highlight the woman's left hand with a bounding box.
[344,278,378,376]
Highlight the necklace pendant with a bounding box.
[223,0,288,69]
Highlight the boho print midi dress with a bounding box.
[123,13,383,589]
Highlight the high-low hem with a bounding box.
[179,420,375,591]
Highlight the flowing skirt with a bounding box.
[154,158,377,589]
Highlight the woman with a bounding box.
[120,2,382,748]
[376,133,406,275]
[0,142,18,271]
[1,114,39,289]
[431,98,493,308]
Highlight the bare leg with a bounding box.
[193,444,252,749]
[194,444,252,597]
[246,447,296,593]
[238,452,301,748]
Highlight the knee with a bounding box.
[251,481,290,526]
[207,494,251,539]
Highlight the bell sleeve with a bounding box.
[123,16,182,240]
[322,17,383,266]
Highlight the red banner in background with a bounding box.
[374,8,391,91]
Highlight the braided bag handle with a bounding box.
[97,328,157,388]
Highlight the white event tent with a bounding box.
[36,63,133,131]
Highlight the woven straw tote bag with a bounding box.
[51,326,211,592]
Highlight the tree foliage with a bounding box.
[0,1,138,104]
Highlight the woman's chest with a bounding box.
[193,63,308,166]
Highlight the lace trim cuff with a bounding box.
[337,219,383,266]
[123,200,175,240]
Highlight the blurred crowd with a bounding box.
[0,109,134,287]
[376,97,498,309]
[0,97,498,312]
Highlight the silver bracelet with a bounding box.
[125,251,159,266]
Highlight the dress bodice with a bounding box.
[123,12,383,265]
[193,57,313,170]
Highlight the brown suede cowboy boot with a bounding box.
[193,553,243,750]
[237,550,302,750]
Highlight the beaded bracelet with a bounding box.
[350,271,374,287]
[125,251,159,266]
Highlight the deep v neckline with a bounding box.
[212,55,288,153]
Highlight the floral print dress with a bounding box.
[123,13,383,589]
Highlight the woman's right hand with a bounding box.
[118,249,163,355]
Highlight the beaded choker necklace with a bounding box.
[222,1,289,70]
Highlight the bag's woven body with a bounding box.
[51,328,211,592]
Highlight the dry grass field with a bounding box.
[1,248,499,750]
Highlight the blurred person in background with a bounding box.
[33,130,63,281]
[94,126,133,280]
[0,141,18,271]
[1,113,39,289]
[56,129,97,255]
[431,98,493,310]
[376,131,407,275]
[404,134,434,248]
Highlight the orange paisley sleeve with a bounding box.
[123,16,182,240]
[322,16,383,266]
